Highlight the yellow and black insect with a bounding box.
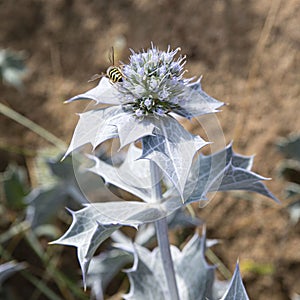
[106,65,123,83]
[89,47,124,83]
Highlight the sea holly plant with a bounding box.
[53,44,278,299]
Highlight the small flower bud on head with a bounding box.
[117,44,190,118]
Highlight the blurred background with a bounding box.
[0,0,299,299]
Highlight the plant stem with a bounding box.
[155,218,180,300]
[0,102,67,151]
[150,162,163,203]
[150,162,180,300]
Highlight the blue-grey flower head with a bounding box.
[66,44,224,121]
[118,45,189,118]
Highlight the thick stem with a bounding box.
[150,162,180,300]
[155,218,180,300]
[150,162,163,203]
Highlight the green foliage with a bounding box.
[240,259,275,276]
[0,155,92,300]
[25,156,87,228]
[2,164,29,210]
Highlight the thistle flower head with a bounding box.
[66,44,224,121]
[118,45,190,118]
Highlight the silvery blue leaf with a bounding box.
[220,263,249,300]
[0,49,27,89]
[86,249,133,300]
[123,245,167,300]
[64,106,124,158]
[85,212,203,298]
[185,144,279,204]
[287,199,300,224]
[65,77,121,105]
[88,144,153,202]
[210,164,274,195]
[25,187,68,228]
[141,116,208,200]
[123,232,215,300]
[111,114,156,149]
[173,232,215,300]
[213,279,231,299]
[167,208,203,229]
[51,201,169,287]
[46,156,77,180]
[277,134,300,161]
[64,107,157,159]
[25,157,90,228]
[177,80,224,119]
[51,207,122,288]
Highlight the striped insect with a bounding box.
[89,47,124,83]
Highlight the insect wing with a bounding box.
[108,47,115,65]
[88,73,103,82]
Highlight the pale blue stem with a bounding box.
[150,162,180,300]
[66,186,89,204]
